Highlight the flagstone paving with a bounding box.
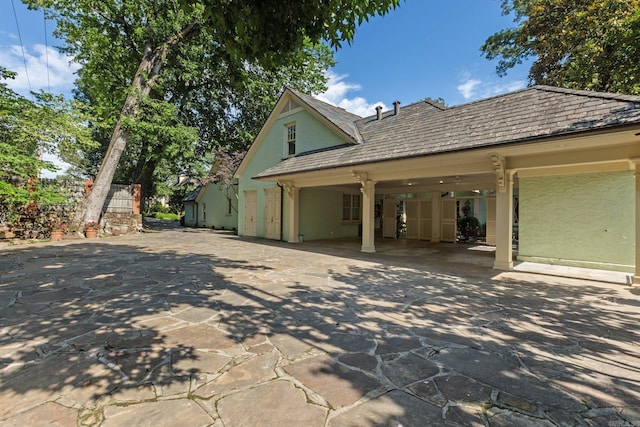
[0,223,639,426]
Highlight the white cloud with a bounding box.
[456,72,527,103]
[457,78,482,100]
[316,70,387,117]
[40,151,71,178]
[483,80,528,97]
[0,43,79,95]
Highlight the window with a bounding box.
[342,193,361,222]
[227,197,232,215]
[285,123,296,156]
[202,203,206,220]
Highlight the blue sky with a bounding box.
[1,0,531,117]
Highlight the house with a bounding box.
[234,86,640,284]
[181,182,238,230]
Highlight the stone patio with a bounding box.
[0,223,639,426]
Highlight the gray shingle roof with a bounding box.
[288,88,364,143]
[256,86,640,179]
[182,186,202,202]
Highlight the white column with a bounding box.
[361,180,376,253]
[431,192,442,242]
[494,172,514,270]
[634,162,640,284]
[284,185,300,243]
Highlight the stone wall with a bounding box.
[2,178,141,240]
[102,213,143,234]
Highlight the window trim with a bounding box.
[284,122,296,157]
[342,193,361,223]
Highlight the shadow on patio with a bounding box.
[0,229,638,425]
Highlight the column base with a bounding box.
[633,275,640,285]
[361,245,376,253]
[493,260,514,271]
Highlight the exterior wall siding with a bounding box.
[518,170,635,272]
[183,203,197,227]
[238,108,351,238]
[198,184,238,230]
[299,188,360,241]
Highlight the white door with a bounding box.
[441,198,457,242]
[264,187,281,240]
[405,200,419,239]
[419,200,432,240]
[383,199,397,238]
[486,196,496,245]
[244,190,257,237]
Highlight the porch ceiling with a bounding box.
[322,172,499,194]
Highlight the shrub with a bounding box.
[457,216,480,240]
[153,212,180,221]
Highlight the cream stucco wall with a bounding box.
[518,170,635,272]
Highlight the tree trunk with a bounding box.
[74,22,200,227]
[138,157,159,214]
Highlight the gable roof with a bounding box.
[255,85,640,179]
[182,186,202,203]
[235,87,364,177]
[288,88,363,144]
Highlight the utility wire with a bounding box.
[43,9,50,92]
[10,0,33,95]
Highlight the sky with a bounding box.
[1,0,532,119]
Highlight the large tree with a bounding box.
[481,0,640,94]
[27,0,400,226]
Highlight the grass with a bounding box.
[153,212,180,221]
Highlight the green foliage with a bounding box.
[30,0,362,207]
[153,211,180,221]
[457,216,481,240]
[423,96,446,106]
[0,66,95,224]
[179,0,401,56]
[25,0,402,223]
[482,0,640,95]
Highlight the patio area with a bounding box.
[0,226,638,426]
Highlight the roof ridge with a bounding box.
[286,86,362,119]
[285,87,364,144]
[533,85,640,102]
[357,99,447,124]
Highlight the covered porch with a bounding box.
[268,140,639,283]
[276,150,517,272]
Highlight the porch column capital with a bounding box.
[351,171,368,183]
[491,154,506,192]
[278,181,298,196]
[359,179,377,197]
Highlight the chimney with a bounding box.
[375,105,383,120]
[393,100,401,115]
